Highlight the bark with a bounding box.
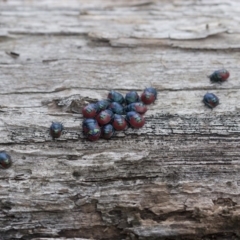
[0,0,240,239]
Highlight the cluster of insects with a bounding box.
[82,88,157,141]
[0,69,229,169]
[0,87,157,169]
[48,87,157,142]
[203,69,230,108]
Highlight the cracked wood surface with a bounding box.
[1,0,240,240]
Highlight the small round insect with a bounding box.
[95,99,110,112]
[0,151,12,169]
[82,119,101,141]
[82,103,98,118]
[86,128,101,141]
[82,118,99,134]
[107,90,125,105]
[145,87,157,96]
[101,124,115,139]
[203,93,219,108]
[125,91,140,105]
[141,87,157,105]
[50,122,64,139]
[126,111,145,129]
[96,109,114,126]
[125,102,147,114]
[208,69,230,83]
[108,102,124,115]
[112,114,128,131]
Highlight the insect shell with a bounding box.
[96,109,114,126]
[126,111,145,129]
[209,69,229,83]
[144,87,157,96]
[0,151,12,169]
[86,128,101,141]
[101,124,115,139]
[112,114,128,131]
[107,90,125,105]
[82,118,98,134]
[125,91,140,105]
[82,118,101,141]
[203,93,219,108]
[141,87,157,105]
[50,122,64,139]
[125,102,147,114]
[108,102,124,115]
[82,103,98,118]
[95,99,110,112]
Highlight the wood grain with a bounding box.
[0,1,240,239]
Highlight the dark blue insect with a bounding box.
[95,99,110,112]
[141,87,157,105]
[209,69,229,83]
[125,102,147,114]
[50,122,64,138]
[101,124,115,139]
[112,114,128,131]
[0,151,12,169]
[125,91,140,105]
[82,118,101,141]
[203,93,219,108]
[96,109,114,126]
[82,118,99,134]
[107,90,125,105]
[86,128,101,141]
[82,103,98,118]
[108,102,124,115]
[126,111,145,129]
[145,87,157,97]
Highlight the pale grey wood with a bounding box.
[0,1,240,240]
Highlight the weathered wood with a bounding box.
[1,1,240,239]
